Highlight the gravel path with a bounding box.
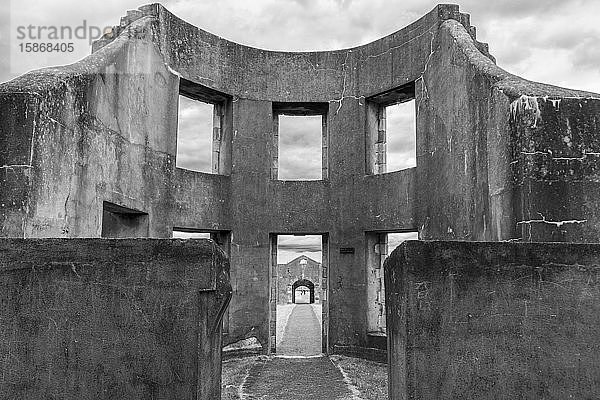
[242,304,354,399]
[277,304,321,356]
[242,357,353,399]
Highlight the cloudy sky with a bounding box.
[3,0,600,259]
[277,235,323,263]
[4,1,600,90]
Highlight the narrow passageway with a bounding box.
[277,304,321,356]
[241,304,355,399]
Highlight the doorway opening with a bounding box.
[270,234,328,355]
[366,230,418,340]
[292,278,315,304]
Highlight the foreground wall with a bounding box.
[385,241,600,400]
[0,239,231,400]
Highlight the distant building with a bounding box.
[276,256,321,304]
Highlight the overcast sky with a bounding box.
[3,0,600,259]
[4,1,600,89]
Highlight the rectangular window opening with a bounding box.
[177,78,232,175]
[367,83,416,174]
[366,230,418,335]
[172,228,231,250]
[172,229,211,239]
[385,100,416,172]
[176,95,214,173]
[272,102,328,181]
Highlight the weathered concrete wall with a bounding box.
[0,238,231,399]
[417,19,600,242]
[2,2,600,356]
[385,240,600,400]
[511,97,600,242]
[0,15,229,240]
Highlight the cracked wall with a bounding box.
[0,238,231,399]
[386,240,600,399]
[2,3,600,356]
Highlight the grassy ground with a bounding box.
[276,304,295,346]
[330,355,388,400]
[221,355,387,399]
[221,356,258,400]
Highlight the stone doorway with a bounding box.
[292,278,315,304]
[269,233,329,355]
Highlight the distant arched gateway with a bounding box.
[292,279,315,304]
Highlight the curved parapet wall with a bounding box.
[418,19,600,242]
[1,3,600,355]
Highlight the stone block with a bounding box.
[386,240,600,400]
[0,238,231,400]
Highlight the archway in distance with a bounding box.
[292,279,315,304]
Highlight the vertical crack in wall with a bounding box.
[333,50,363,116]
[416,31,437,110]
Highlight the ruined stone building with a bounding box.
[2,3,600,361]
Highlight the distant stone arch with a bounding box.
[292,279,315,304]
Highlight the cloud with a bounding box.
[172,231,211,239]
[386,101,416,171]
[4,0,146,81]
[460,0,569,19]
[0,5,10,83]
[176,96,213,172]
[570,35,600,73]
[387,232,418,254]
[463,1,600,92]
[277,235,322,263]
[3,0,600,85]
[278,115,323,180]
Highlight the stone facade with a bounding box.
[276,256,322,304]
[2,4,600,356]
